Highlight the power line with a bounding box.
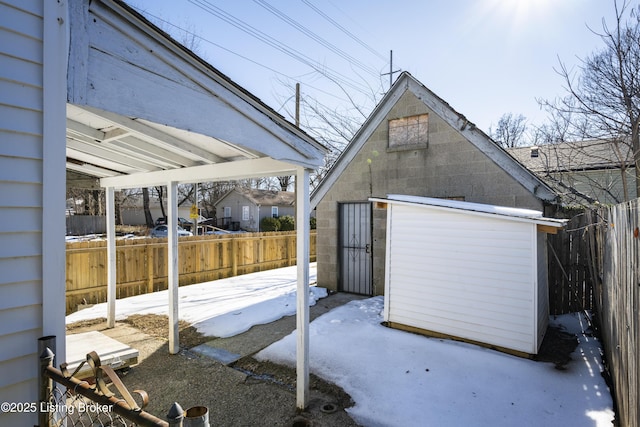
[132,7,359,106]
[188,0,374,96]
[253,0,381,79]
[301,0,388,62]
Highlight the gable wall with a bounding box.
[316,90,544,294]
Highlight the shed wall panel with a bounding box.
[386,204,537,353]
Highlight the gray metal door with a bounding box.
[338,202,372,295]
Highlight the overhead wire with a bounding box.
[130,7,356,106]
[301,0,388,62]
[188,0,375,96]
[132,1,379,149]
[252,0,381,79]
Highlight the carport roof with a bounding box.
[66,0,326,189]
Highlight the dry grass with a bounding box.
[66,314,209,349]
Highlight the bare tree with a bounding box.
[274,74,382,189]
[277,176,292,191]
[142,188,154,227]
[539,0,640,201]
[490,113,528,148]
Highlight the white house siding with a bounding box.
[384,203,538,354]
[0,0,45,420]
[0,0,67,424]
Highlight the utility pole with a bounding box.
[382,50,401,90]
[295,82,300,127]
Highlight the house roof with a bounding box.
[66,0,326,190]
[311,72,558,207]
[215,188,295,207]
[371,195,567,228]
[509,139,634,173]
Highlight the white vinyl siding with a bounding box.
[1,1,66,424]
[385,203,539,354]
[0,0,45,420]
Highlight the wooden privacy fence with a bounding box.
[593,200,640,427]
[547,211,599,315]
[66,231,316,314]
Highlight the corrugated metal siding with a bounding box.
[386,204,537,353]
[0,0,44,418]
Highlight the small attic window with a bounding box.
[530,147,539,158]
[388,114,428,149]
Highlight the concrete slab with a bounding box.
[191,344,241,365]
[66,331,139,378]
[200,291,366,362]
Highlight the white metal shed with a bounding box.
[372,195,566,355]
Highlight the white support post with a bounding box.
[167,182,180,354]
[41,0,68,364]
[295,167,310,410]
[106,187,116,328]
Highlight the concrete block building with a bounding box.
[311,72,559,296]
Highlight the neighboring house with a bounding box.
[509,140,637,206]
[119,195,196,226]
[311,72,559,297]
[0,0,325,423]
[215,188,295,231]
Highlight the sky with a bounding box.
[66,263,614,426]
[124,0,621,137]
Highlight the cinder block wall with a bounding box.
[316,90,543,295]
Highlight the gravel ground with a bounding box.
[66,293,363,426]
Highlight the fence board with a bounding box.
[593,201,640,427]
[66,231,316,314]
[547,212,597,315]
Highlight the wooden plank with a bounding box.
[66,331,138,379]
[537,224,559,234]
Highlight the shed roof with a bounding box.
[372,195,567,228]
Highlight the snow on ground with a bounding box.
[257,296,615,427]
[66,264,324,338]
[66,264,614,426]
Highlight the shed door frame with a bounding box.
[338,202,373,295]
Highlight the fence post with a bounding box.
[167,402,184,427]
[231,238,237,277]
[38,347,54,427]
[287,233,294,266]
[147,243,155,294]
[184,406,209,427]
